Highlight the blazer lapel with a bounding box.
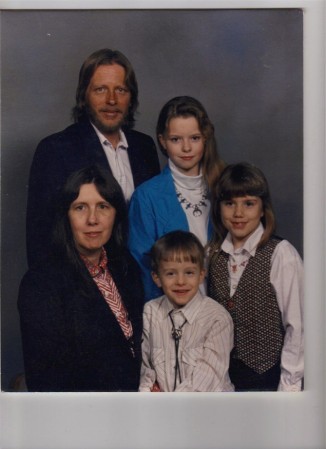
[69,268,130,355]
[78,120,113,174]
[125,133,142,187]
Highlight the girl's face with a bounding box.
[68,183,116,264]
[220,195,264,249]
[159,116,205,176]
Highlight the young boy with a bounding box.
[139,230,234,392]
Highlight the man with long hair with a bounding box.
[26,49,160,267]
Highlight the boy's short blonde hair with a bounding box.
[150,230,205,274]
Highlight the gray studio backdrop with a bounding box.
[1,9,303,391]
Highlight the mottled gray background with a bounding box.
[1,9,303,391]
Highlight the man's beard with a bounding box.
[86,106,128,135]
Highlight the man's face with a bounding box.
[85,63,131,140]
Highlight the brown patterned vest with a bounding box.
[207,238,284,374]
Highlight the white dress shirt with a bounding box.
[92,125,135,202]
[220,223,304,391]
[139,291,234,392]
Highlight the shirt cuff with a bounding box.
[138,386,152,392]
[277,379,302,392]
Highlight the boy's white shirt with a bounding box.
[221,223,304,392]
[139,291,234,392]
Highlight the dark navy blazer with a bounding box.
[18,244,144,392]
[26,120,160,266]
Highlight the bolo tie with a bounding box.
[168,310,187,391]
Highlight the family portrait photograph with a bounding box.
[0,1,325,448]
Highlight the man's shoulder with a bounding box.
[33,121,99,166]
[125,128,149,138]
[38,123,152,146]
[38,121,92,146]
[124,128,154,144]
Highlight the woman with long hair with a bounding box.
[18,165,143,392]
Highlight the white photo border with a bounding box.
[0,1,325,449]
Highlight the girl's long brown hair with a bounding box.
[156,96,225,191]
[210,162,276,249]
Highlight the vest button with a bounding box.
[227,299,235,310]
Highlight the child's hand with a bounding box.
[150,382,161,392]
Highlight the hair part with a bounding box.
[211,162,276,249]
[72,48,139,128]
[156,96,225,190]
[150,230,205,274]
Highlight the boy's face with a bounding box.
[220,195,264,249]
[152,258,205,308]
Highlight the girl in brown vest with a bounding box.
[207,162,303,391]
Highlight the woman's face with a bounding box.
[159,116,205,176]
[68,183,116,264]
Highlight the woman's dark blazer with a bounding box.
[18,244,144,392]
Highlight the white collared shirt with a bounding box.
[220,223,304,392]
[139,291,234,392]
[92,125,135,202]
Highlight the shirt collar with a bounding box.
[162,290,204,325]
[221,222,264,257]
[91,123,128,149]
[80,247,108,277]
[168,159,204,191]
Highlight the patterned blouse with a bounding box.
[80,248,133,340]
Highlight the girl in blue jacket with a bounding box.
[128,96,224,301]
